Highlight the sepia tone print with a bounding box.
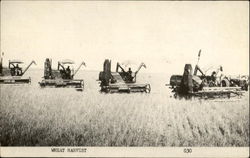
[0,1,249,147]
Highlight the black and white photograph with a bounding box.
[0,1,249,157]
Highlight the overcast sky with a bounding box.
[1,1,249,75]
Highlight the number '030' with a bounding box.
[183,148,192,153]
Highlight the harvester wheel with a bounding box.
[208,81,216,87]
[145,84,151,93]
[105,88,110,93]
[221,79,230,87]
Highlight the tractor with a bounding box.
[39,58,86,91]
[167,50,248,98]
[0,53,36,84]
[98,59,151,93]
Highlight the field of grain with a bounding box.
[0,70,249,146]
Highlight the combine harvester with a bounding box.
[98,59,151,93]
[39,58,86,91]
[167,50,249,99]
[0,53,36,84]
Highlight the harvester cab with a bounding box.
[98,59,150,93]
[8,60,36,77]
[9,60,23,76]
[0,53,36,84]
[116,62,146,83]
[39,58,86,91]
[57,59,80,80]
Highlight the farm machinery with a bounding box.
[167,50,249,99]
[98,59,151,93]
[39,58,86,90]
[0,53,36,84]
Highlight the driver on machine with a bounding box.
[216,66,223,86]
[15,64,22,76]
[127,67,133,82]
[66,66,71,79]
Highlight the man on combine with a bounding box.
[127,67,134,82]
[66,66,71,79]
[211,71,217,83]
[15,64,22,76]
[210,66,223,86]
[215,66,223,86]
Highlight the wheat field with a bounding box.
[0,70,249,146]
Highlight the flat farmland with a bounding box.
[0,70,249,146]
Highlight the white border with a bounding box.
[0,147,249,157]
